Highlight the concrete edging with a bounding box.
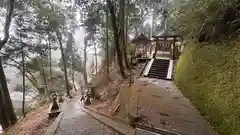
[81,107,135,135]
[44,112,64,135]
[85,106,130,125]
[143,58,154,76]
[44,97,70,135]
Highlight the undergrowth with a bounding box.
[175,40,240,135]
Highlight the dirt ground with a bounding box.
[2,104,54,135]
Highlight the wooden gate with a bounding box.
[153,35,181,60]
[154,40,173,59]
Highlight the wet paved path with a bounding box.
[129,78,218,135]
[55,98,120,135]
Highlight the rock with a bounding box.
[152,94,161,98]
[160,120,169,125]
[157,111,170,116]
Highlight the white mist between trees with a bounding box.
[4,27,102,116]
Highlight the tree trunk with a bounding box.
[83,42,88,85]
[48,38,53,92]
[120,0,130,69]
[6,62,40,93]
[56,30,71,97]
[26,70,38,87]
[125,1,130,60]
[106,8,109,77]
[25,73,40,92]
[107,0,126,79]
[125,8,128,48]
[22,48,26,117]
[0,57,17,124]
[72,70,77,91]
[5,57,39,88]
[40,53,50,99]
[0,0,16,127]
[71,55,77,91]
[0,0,14,50]
[0,88,10,130]
[94,43,98,74]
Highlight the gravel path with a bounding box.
[55,98,120,135]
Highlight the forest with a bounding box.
[0,0,167,131]
[0,0,240,135]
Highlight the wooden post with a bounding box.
[145,44,147,58]
[154,40,159,59]
[150,44,152,58]
[173,36,176,60]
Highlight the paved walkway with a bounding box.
[54,98,120,135]
[51,61,219,135]
[128,77,218,135]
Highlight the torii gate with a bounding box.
[152,35,182,60]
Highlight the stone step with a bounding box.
[148,70,168,74]
[153,61,169,64]
[149,69,168,73]
[147,75,166,79]
[152,63,169,65]
[154,61,169,63]
[148,73,167,76]
[152,62,169,65]
[150,66,169,69]
[149,68,169,72]
[145,59,170,80]
[148,72,167,76]
[152,64,169,67]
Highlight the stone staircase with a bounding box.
[146,59,170,80]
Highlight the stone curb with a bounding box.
[44,97,70,135]
[81,107,135,135]
[85,105,129,125]
[44,112,64,135]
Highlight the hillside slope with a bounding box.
[175,40,240,135]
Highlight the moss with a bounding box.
[175,40,240,135]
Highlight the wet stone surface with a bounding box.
[55,98,120,135]
[132,77,218,135]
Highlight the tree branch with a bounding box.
[5,62,39,88]
[0,0,14,50]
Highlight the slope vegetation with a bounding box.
[175,40,240,135]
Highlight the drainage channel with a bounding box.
[136,124,180,135]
